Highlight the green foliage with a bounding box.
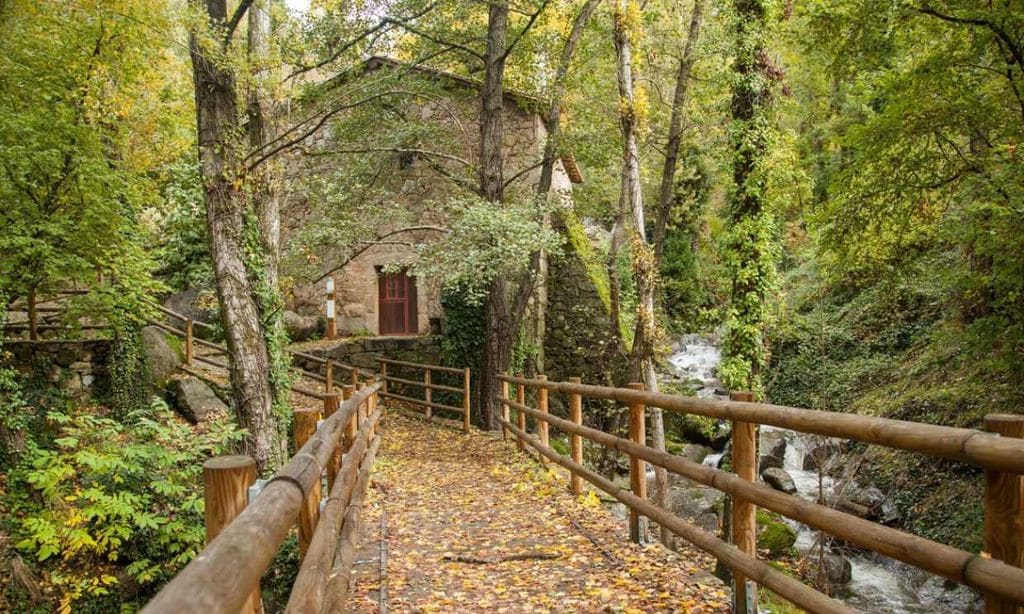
[439,286,486,372]
[0,0,189,305]
[154,156,211,292]
[6,399,243,611]
[415,195,564,305]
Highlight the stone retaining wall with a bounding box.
[291,335,442,373]
[3,340,112,396]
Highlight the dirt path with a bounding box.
[347,410,731,613]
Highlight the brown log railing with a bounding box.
[496,373,1024,614]
[143,381,382,613]
[151,305,372,402]
[377,357,471,432]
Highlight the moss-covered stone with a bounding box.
[757,509,796,557]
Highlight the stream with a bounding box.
[660,334,981,613]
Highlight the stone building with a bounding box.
[283,57,583,337]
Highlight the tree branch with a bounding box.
[313,225,449,283]
[224,0,254,43]
[502,0,551,61]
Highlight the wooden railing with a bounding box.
[3,289,104,339]
[152,305,371,401]
[496,373,1024,614]
[377,357,471,432]
[143,381,383,613]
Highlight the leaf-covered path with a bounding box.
[346,410,731,613]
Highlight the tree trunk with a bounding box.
[190,0,279,474]
[723,0,774,393]
[644,0,707,546]
[653,0,707,268]
[247,1,281,289]
[613,0,667,542]
[478,1,510,429]
[530,0,601,377]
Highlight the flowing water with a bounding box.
[663,335,981,613]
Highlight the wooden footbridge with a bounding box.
[143,320,1024,614]
[9,298,1024,613]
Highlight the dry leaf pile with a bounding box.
[347,411,731,613]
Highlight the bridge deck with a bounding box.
[346,410,730,613]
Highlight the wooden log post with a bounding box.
[203,456,261,614]
[983,414,1024,614]
[730,390,758,614]
[569,377,583,496]
[294,409,322,560]
[500,373,510,441]
[367,377,378,437]
[424,368,432,420]
[185,319,194,366]
[323,392,341,491]
[325,277,337,340]
[343,384,358,454]
[537,374,549,464]
[628,382,647,544]
[516,376,526,452]
[463,367,471,433]
[27,286,37,341]
[325,360,333,394]
[351,368,359,388]
[379,360,388,397]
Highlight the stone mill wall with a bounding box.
[543,215,626,388]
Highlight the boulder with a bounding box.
[163,288,218,325]
[802,443,840,471]
[668,441,712,464]
[283,310,323,342]
[761,467,798,494]
[671,414,731,448]
[759,437,787,472]
[843,484,899,524]
[142,325,182,387]
[822,553,853,586]
[756,511,797,557]
[167,376,228,423]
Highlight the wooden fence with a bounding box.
[152,305,371,400]
[496,373,1024,614]
[143,380,382,613]
[377,357,471,432]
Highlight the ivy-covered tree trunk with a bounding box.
[479,0,510,429]
[190,0,282,473]
[613,0,669,540]
[721,0,775,394]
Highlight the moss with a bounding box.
[757,509,796,558]
[561,211,611,313]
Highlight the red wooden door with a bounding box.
[378,270,418,335]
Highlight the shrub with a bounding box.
[7,398,243,611]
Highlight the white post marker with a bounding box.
[325,277,337,339]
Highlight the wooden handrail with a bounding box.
[378,357,463,374]
[383,373,463,394]
[500,396,1024,605]
[499,418,853,614]
[378,358,471,431]
[143,383,381,613]
[380,391,466,417]
[286,412,381,612]
[496,375,1024,474]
